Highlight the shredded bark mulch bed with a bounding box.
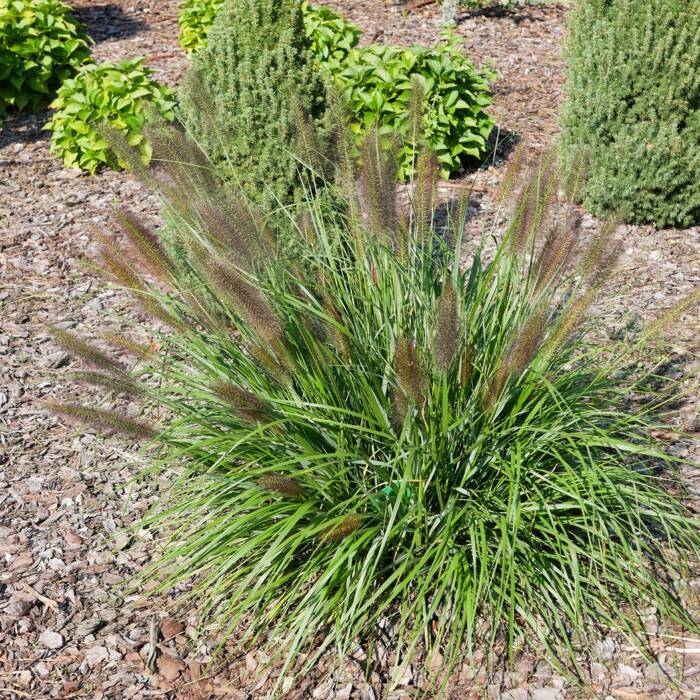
[1,1,699,698]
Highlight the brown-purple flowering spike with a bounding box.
[49,327,124,373]
[322,515,364,542]
[257,474,305,498]
[71,370,144,397]
[395,335,426,410]
[103,332,154,360]
[434,281,459,372]
[533,212,581,292]
[358,128,399,245]
[46,401,156,440]
[202,257,283,346]
[485,309,548,409]
[113,208,175,284]
[413,148,439,242]
[578,217,619,281]
[211,382,271,424]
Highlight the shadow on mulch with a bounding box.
[0,112,48,149]
[71,3,148,43]
[456,4,551,24]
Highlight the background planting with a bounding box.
[0,0,90,115]
[560,0,700,228]
[44,58,176,174]
[178,0,327,207]
[178,0,494,181]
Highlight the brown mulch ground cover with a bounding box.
[1,1,699,698]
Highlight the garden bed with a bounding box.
[1,1,699,698]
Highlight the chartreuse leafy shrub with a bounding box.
[44,58,176,174]
[46,123,700,695]
[0,0,90,115]
[561,0,700,228]
[178,0,327,208]
[178,0,222,54]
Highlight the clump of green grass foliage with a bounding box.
[0,0,91,116]
[44,58,176,174]
[560,0,700,229]
[47,115,700,695]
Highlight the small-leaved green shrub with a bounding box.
[561,0,700,228]
[0,0,90,115]
[330,36,495,179]
[178,0,327,208]
[44,58,176,174]
[47,124,700,696]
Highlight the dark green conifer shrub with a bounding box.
[178,0,327,208]
[46,122,700,695]
[560,0,700,229]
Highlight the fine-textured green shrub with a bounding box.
[44,58,176,174]
[0,0,90,114]
[178,0,327,207]
[331,36,495,179]
[47,125,700,695]
[560,0,700,229]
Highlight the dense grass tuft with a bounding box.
[47,123,700,695]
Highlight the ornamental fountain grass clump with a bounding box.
[46,120,700,695]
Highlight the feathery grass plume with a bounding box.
[49,327,124,373]
[578,216,620,281]
[46,401,156,439]
[322,292,350,361]
[293,99,328,179]
[103,332,155,360]
[193,200,259,268]
[199,255,284,346]
[434,280,459,372]
[493,142,527,206]
[322,515,364,542]
[358,127,399,245]
[413,148,439,242]
[211,382,272,424]
[70,370,144,397]
[96,124,153,186]
[485,309,548,410]
[533,211,581,292]
[407,75,426,155]
[257,474,305,498]
[459,346,473,388]
[113,208,176,284]
[509,151,559,256]
[99,244,187,332]
[396,335,426,406]
[542,287,599,360]
[639,290,700,345]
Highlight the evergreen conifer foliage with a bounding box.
[178,0,326,207]
[560,0,700,229]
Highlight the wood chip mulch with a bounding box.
[1,1,698,698]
